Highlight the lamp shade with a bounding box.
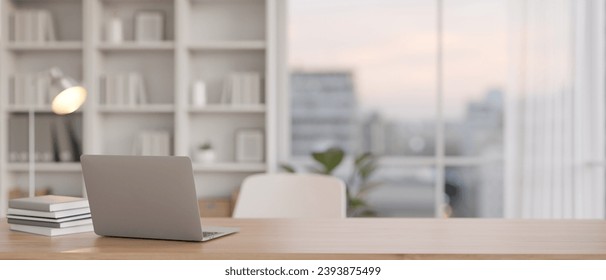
[49,68,87,115]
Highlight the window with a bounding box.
[285,0,508,217]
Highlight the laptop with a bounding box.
[81,155,238,242]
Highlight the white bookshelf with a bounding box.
[98,104,175,114]
[188,40,266,51]
[7,163,81,173]
[192,162,267,173]
[188,104,266,114]
[98,42,175,51]
[7,41,83,51]
[0,0,279,217]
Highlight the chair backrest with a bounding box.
[232,173,346,218]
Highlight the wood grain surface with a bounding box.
[1,218,606,259]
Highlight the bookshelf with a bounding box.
[0,0,279,217]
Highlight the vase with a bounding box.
[196,149,216,164]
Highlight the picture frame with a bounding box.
[135,11,165,42]
[235,129,264,162]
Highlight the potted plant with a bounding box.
[281,147,381,217]
[195,142,216,164]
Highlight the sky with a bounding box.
[288,0,509,121]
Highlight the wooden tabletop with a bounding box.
[2,218,606,259]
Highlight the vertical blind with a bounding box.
[505,0,605,219]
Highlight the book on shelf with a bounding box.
[7,213,91,223]
[8,115,28,163]
[102,72,148,107]
[9,195,89,212]
[7,207,91,219]
[8,217,92,229]
[221,72,263,106]
[135,11,165,42]
[8,113,81,163]
[9,224,93,237]
[11,10,56,43]
[132,131,171,156]
[10,72,54,106]
[34,115,54,162]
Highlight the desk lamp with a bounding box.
[27,68,87,197]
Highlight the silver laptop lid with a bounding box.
[81,155,204,241]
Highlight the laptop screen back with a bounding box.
[81,155,203,241]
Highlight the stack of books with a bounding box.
[101,72,148,106]
[7,195,93,236]
[221,72,263,106]
[11,10,56,43]
[132,130,172,156]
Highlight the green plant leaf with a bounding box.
[355,152,373,167]
[348,197,367,208]
[358,163,378,180]
[311,147,344,174]
[309,166,325,174]
[358,209,377,217]
[280,164,296,173]
[355,181,382,198]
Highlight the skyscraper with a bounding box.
[290,70,358,156]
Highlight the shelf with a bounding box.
[98,42,175,51]
[188,104,266,114]
[7,42,83,51]
[192,162,266,173]
[188,41,266,51]
[6,106,83,114]
[98,105,175,114]
[7,163,81,172]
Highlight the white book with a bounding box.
[31,10,40,43]
[131,134,140,155]
[36,73,49,105]
[251,72,261,104]
[116,74,127,106]
[25,74,36,105]
[160,132,170,156]
[157,133,164,156]
[142,132,152,155]
[238,74,245,105]
[25,10,35,42]
[241,74,250,105]
[101,75,108,104]
[9,75,17,105]
[231,74,241,105]
[154,132,162,156]
[44,11,56,41]
[135,12,164,42]
[136,73,147,104]
[144,132,152,155]
[36,11,45,43]
[9,115,28,162]
[9,195,89,212]
[15,11,24,42]
[8,207,90,219]
[17,74,27,105]
[152,133,160,156]
[9,217,92,229]
[221,76,232,104]
[11,12,18,42]
[105,75,114,105]
[34,115,53,162]
[7,213,91,223]
[10,224,93,237]
[16,11,24,42]
[128,72,138,106]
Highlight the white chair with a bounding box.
[232,173,346,218]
